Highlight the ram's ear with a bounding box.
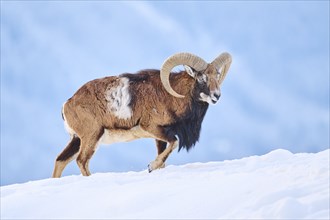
[184,65,197,78]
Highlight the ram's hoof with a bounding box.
[148,161,165,173]
[148,164,153,173]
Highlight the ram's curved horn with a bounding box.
[211,52,232,85]
[160,53,208,98]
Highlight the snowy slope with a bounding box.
[1,149,329,219]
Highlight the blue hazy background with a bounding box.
[1,1,329,186]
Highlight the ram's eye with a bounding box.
[197,73,207,84]
[202,74,208,82]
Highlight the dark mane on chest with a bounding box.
[163,100,209,151]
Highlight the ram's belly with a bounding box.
[100,126,156,145]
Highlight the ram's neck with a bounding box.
[169,71,196,97]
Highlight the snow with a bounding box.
[1,149,329,219]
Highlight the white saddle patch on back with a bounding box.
[105,77,132,119]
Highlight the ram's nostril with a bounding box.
[213,94,221,100]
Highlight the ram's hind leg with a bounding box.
[52,135,81,178]
[76,130,104,176]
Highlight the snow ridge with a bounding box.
[1,149,329,219]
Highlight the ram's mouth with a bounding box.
[200,93,217,104]
[211,93,220,104]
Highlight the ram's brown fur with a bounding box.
[53,71,198,177]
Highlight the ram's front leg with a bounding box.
[148,139,178,173]
[149,140,167,170]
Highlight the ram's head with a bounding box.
[160,52,232,104]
